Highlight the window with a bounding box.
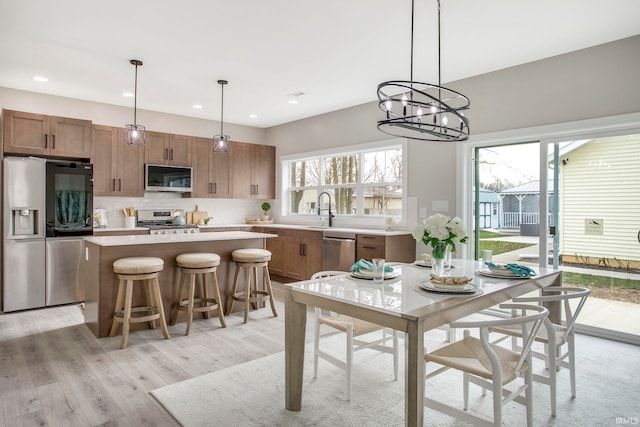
[283,142,404,221]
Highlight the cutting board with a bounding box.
[191,205,209,225]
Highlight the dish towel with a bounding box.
[350,259,393,273]
[485,262,536,277]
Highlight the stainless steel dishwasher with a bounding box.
[322,230,356,271]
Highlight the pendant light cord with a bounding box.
[410,0,415,83]
[220,82,224,136]
[133,63,138,126]
[437,0,441,87]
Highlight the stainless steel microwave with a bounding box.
[145,164,193,192]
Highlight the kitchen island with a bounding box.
[82,231,275,338]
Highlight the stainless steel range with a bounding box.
[137,209,200,235]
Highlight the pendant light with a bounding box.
[213,79,230,152]
[125,59,145,146]
[377,0,470,142]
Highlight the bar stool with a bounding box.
[170,252,226,335]
[226,248,278,323]
[109,256,170,349]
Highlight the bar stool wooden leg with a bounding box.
[211,270,226,328]
[226,265,241,316]
[152,277,170,339]
[186,272,196,335]
[263,265,278,317]
[121,279,134,349]
[109,279,125,337]
[171,271,187,325]
[201,273,211,320]
[251,266,259,310]
[145,279,158,329]
[243,266,251,324]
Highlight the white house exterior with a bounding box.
[558,135,640,268]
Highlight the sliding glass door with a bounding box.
[472,134,640,343]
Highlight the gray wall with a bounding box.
[265,35,640,221]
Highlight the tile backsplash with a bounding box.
[94,193,272,227]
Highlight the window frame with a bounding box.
[280,138,407,229]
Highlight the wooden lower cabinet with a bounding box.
[258,228,322,280]
[356,233,415,263]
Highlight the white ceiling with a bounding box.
[1,0,639,129]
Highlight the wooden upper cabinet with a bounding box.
[92,125,144,197]
[230,141,275,199]
[144,131,192,166]
[92,125,118,196]
[3,110,91,158]
[189,136,231,198]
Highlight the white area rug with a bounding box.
[151,332,637,426]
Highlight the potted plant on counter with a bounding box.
[261,202,271,221]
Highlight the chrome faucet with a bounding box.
[317,191,335,227]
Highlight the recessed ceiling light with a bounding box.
[192,104,203,109]
[123,92,134,97]
[249,114,258,118]
[288,99,298,104]
[33,76,48,82]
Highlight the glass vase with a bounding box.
[431,240,448,276]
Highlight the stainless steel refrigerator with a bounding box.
[3,157,91,312]
[3,157,47,311]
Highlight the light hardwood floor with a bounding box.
[0,284,302,427]
[2,283,639,426]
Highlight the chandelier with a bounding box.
[213,79,230,152]
[125,59,145,146]
[377,0,470,142]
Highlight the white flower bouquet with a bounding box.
[412,213,468,259]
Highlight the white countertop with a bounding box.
[246,223,411,236]
[93,226,149,232]
[85,231,275,247]
[93,223,411,236]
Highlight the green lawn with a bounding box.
[562,271,640,289]
[475,230,534,256]
[474,230,640,298]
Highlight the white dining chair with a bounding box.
[311,270,399,401]
[424,304,549,427]
[490,286,591,416]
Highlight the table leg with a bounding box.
[405,319,425,426]
[285,288,307,411]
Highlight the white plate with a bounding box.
[413,260,432,268]
[419,281,475,294]
[351,269,400,280]
[477,269,521,279]
[430,281,474,291]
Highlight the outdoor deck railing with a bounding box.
[502,212,553,228]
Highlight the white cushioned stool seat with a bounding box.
[176,253,221,269]
[232,248,271,263]
[113,257,164,274]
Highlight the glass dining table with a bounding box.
[284,259,562,426]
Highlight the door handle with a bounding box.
[112,178,116,191]
[118,179,122,191]
[209,183,212,193]
[164,148,169,160]
[213,182,217,194]
[170,149,174,160]
[44,134,48,148]
[52,134,55,149]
